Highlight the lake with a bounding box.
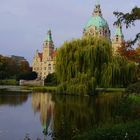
[0,91,138,140]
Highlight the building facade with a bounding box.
[32,30,56,79]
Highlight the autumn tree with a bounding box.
[19,60,30,73]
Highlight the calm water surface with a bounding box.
[0,91,125,140]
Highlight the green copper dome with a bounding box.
[85,16,108,30]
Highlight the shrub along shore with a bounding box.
[73,120,140,140]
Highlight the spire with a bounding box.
[115,24,124,38]
[93,0,102,16]
[45,30,52,42]
[95,0,100,6]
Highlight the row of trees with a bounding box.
[0,55,37,80]
[56,37,137,95]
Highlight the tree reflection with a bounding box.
[0,92,28,106]
[52,93,122,140]
[31,92,123,140]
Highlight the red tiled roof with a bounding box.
[38,53,43,61]
[53,50,57,57]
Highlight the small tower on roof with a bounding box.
[112,24,125,54]
[93,0,102,17]
[45,30,53,42]
[44,30,54,48]
[43,30,55,61]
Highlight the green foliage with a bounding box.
[73,120,140,140]
[27,86,57,93]
[0,79,17,85]
[101,56,137,87]
[56,37,137,95]
[0,55,31,80]
[57,74,96,95]
[16,72,37,81]
[44,73,57,86]
[126,82,140,94]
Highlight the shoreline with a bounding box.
[0,85,126,94]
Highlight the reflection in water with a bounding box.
[32,93,54,139]
[0,91,139,140]
[52,93,122,140]
[31,92,123,140]
[0,92,28,106]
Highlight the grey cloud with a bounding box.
[0,0,139,63]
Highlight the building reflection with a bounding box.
[32,93,54,137]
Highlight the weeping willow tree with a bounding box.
[56,37,137,95]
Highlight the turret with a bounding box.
[112,24,125,54]
[43,30,55,61]
[93,0,102,17]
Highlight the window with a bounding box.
[116,35,119,42]
[48,64,51,71]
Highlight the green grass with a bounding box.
[25,86,57,93]
[96,88,126,92]
[0,79,18,85]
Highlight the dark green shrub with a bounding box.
[73,120,140,140]
[16,72,37,81]
[126,82,140,94]
[44,73,57,86]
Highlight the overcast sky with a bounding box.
[0,0,140,63]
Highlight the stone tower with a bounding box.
[112,24,125,54]
[83,1,110,39]
[42,30,54,61]
[32,30,56,79]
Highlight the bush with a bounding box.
[56,74,96,95]
[73,120,140,140]
[126,82,140,94]
[16,72,37,81]
[44,73,57,86]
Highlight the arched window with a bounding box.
[116,35,119,42]
[48,64,51,71]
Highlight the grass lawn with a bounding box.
[25,86,57,93]
[0,79,18,85]
[96,88,126,92]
